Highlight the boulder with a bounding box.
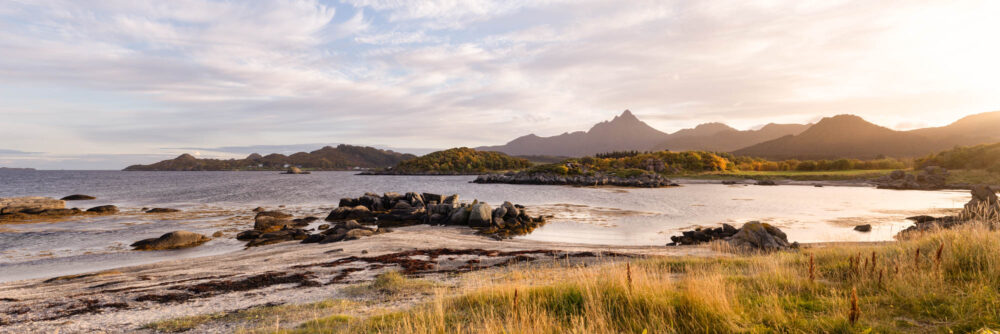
[727,222,795,252]
[254,211,293,232]
[448,206,470,225]
[317,224,331,230]
[468,203,493,228]
[145,208,181,213]
[86,205,119,214]
[442,194,459,205]
[246,228,309,247]
[344,228,374,240]
[889,170,906,180]
[236,230,262,240]
[131,231,211,251]
[325,206,373,222]
[60,194,95,201]
[422,193,442,204]
[853,224,872,232]
[0,197,65,214]
[962,185,999,219]
[338,198,359,208]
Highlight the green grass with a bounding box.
[142,299,357,333]
[271,219,1000,333]
[343,271,438,297]
[946,169,1000,186]
[681,169,896,181]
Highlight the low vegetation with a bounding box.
[390,147,532,174]
[142,299,357,333]
[917,142,1000,174]
[233,218,1000,333]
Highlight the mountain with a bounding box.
[478,110,809,157]
[123,144,416,171]
[476,110,670,157]
[653,123,810,152]
[733,112,1000,159]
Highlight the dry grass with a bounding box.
[142,299,357,333]
[265,219,1000,333]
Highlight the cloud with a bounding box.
[2,0,1000,169]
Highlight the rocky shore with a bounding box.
[233,192,548,248]
[473,171,676,187]
[873,166,949,190]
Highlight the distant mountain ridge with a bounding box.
[733,112,1000,159]
[478,109,1000,159]
[123,144,416,171]
[477,110,808,156]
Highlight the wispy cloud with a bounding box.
[1,0,999,169]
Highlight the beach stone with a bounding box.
[442,194,459,205]
[60,194,95,201]
[422,193,442,204]
[853,224,872,232]
[448,206,470,225]
[468,203,493,228]
[145,208,181,213]
[131,231,211,251]
[212,231,224,238]
[338,198,358,208]
[86,205,119,214]
[236,230,262,240]
[301,234,325,244]
[0,197,65,214]
[252,207,265,213]
[727,222,794,251]
[254,211,293,232]
[344,228,374,240]
[317,224,331,230]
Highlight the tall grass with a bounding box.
[279,219,1000,333]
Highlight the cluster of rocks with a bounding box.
[0,197,119,222]
[897,185,999,236]
[473,171,676,188]
[234,211,326,247]
[874,167,949,190]
[328,192,547,239]
[668,221,798,252]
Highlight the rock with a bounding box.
[442,194,459,205]
[60,194,95,201]
[755,180,777,186]
[292,217,320,225]
[889,170,906,180]
[338,198,358,208]
[468,202,494,228]
[283,166,310,174]
[344,228,374,240]
[325,206,374,222]
[254,211,293,232]
[252,207,266,213]
[301,234,325,244]
[86,205,119,214]
[448,205,470,225]
[962,185,999,219]
[246,228,309,247]
[317,224,331,230]
[853,224,872,232]
[0,197,65,214]
[145,208,181,213]
[727,222,794,252]
[236,230,262,240]
[721,180,738,185]
[422,193,442,204]
[131,231,211,251]
[212,231,224,238]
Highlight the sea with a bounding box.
[0,170,969,282]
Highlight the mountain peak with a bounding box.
[610,109,639,123]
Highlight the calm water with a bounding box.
[0,170,969,282]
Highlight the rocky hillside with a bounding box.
[371,148,532,175]
[123,144,416,171]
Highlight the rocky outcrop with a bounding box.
[897,186,999,237]
[727,222,797,251]
[853,224,872,232]
[874,166,949,190]
[0,197,65,214]
[669,222,798,252]
[473,171,673,188]
[326,192,547,239]
[60,194,96,201]
[131,231,211,250]
[253,211,294,233]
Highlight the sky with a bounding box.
[2,0,1000,169]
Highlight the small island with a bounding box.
[123,145,414,171]
[361,147,532,175]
